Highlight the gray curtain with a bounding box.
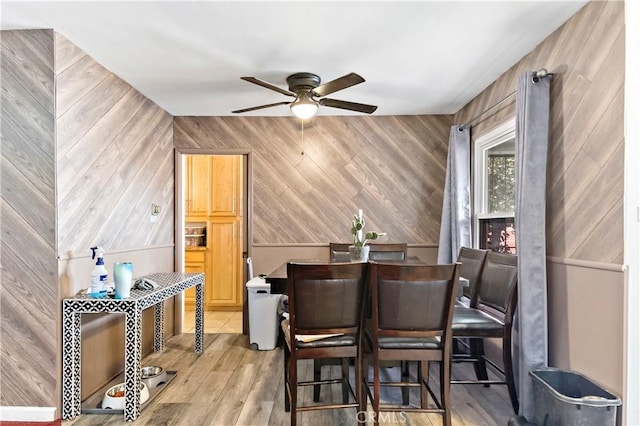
[437,125,472,264]
[514,71,551,418]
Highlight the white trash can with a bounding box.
[246,276,281,350]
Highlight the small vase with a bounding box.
[349,245,370,262]
[114,262,133,299]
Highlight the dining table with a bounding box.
[265,257,468,295]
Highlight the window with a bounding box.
[473,119,516,254]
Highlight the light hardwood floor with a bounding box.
[64,332,515,425]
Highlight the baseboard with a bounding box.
[0,406,57,422]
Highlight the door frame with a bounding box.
[174,148,253,333]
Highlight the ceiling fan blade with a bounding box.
[240,77,295,97]
[312,72,365,97]
[319,98,378,114]
[232,101,291,114]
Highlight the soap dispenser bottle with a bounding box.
[90,246,108,298]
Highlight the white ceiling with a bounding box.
[1,1,588,117]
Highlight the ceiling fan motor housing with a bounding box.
[287,72,321,94]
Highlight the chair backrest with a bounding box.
[287,262,367,335]
[457,247,488,301]
[329,242,351,261]
[368,243,408,261]
[368,262,460,338]
[475,251,518,319]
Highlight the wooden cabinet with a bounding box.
[207,218,242,307]
[184,249,206,304]
[210,155,240,216]
[185,155,240,217]
[185,156,210,216]
[185,155,243,311]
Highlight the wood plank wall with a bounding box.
[174,115,452,246]
[1,29,176,410]
[1,30,57,407]
[55,33,174,255]
[53,32,176,401]
[454,0,626,397]
[454,0,624,265]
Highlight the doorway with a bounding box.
[175,151,250,334]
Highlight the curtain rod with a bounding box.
[458,68,552,131]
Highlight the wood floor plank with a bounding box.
[235,349,281,424]
[205,362,259,424]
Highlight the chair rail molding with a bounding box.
[546,256,625,272]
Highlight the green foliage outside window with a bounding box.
[487,154,515,213]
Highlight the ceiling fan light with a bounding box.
[290,93,318,119]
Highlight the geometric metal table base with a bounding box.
[62,272,204,422]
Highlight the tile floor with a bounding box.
[183,310,243,334]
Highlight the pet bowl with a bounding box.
[101,382,149,409]
[141,365,167,389]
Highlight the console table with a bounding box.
[62,272,204,422]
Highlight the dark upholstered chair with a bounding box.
[329,242,351,261]
[456,247,488,305]
[361,262,460,426]
[321,242,408,399]
[368,243,410,399]
[451,251,519,413]
[320,242,358,398]
[452,247,488,356]
[282,262,367,426]
[368,243,408,261]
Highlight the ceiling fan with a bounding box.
[232,72,378,119]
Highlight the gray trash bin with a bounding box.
[530,368,621,426]
[246,276,281,350]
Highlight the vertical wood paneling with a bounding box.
[454,0,623,264]
[1,29,57,407]
[174,114,452,245]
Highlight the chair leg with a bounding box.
[360,350,369,414]
[289,353,298,426]
[470,338,490,386]
[356,351,363,414]
[373,352,380,424]
[503,332,519,414]
[401,360,410,405]
[313,360,321,402]
[284,343,291,412]
[442,355,452,426]
[341,358,349,404]
[453,337,463,354]
[419,361,429,409]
